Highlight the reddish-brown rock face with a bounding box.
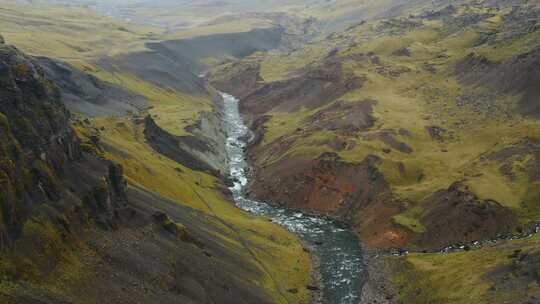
[250,152,411,249]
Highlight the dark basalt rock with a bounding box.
[413,182,520,250]
[107,162,128,204]
[425,125,447,142]
[456,47,540,118]
[0,42,129,248]
[0,42,80,247]
[143,115,219,175]
[392,47,411,57]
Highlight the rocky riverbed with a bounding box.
[222,92,367,304]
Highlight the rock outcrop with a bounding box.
[456,48,540,118]
[0,40,286,304]
[143,114,228,175]
[414,182,520,250]
[228,56,367,120]
[0,42,81,247]
[0,42,131,248]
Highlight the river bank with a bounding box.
[221,92,366,304]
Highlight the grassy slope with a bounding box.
[231,3,540,228]
[0,1,313,303]
[211,2,540,302]
[76,116,312,303]
[0,1,159,63]
[392,233,540,304]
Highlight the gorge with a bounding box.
[222,92,366,303]
[2,1,540,303]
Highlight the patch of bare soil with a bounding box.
[251,153,379,213]
[425,125,448,142]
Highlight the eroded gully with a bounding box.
[221,93,366,304]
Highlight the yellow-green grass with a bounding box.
[240,16,540,230]
[351,67,539,213]
[0,1,278,73]
[465,152,540,223]
[87,67,213,136]
[348,26,441,57]
[0,219,93,303]
[90,117,312,303]
[262,110,312,144]
[392,206,426,233]
[0,1,315,302]
[0,0,161,65]
[393,233,540,304]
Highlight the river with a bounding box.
[221,93,366,304]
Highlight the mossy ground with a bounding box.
[0,1,316,302]
[83,63,313,304]
[88,115,312,303]
[392,233,540,304]
[226,5,540,228]
[210,2,540,302]
[0,218,93,303]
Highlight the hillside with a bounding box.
[2,0,540,303]
[210,0,540,302]
[0,1,318,303]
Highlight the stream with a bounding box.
[221,93,366,304]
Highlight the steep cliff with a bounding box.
[0,41,86,247]
[0,38,312,304]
